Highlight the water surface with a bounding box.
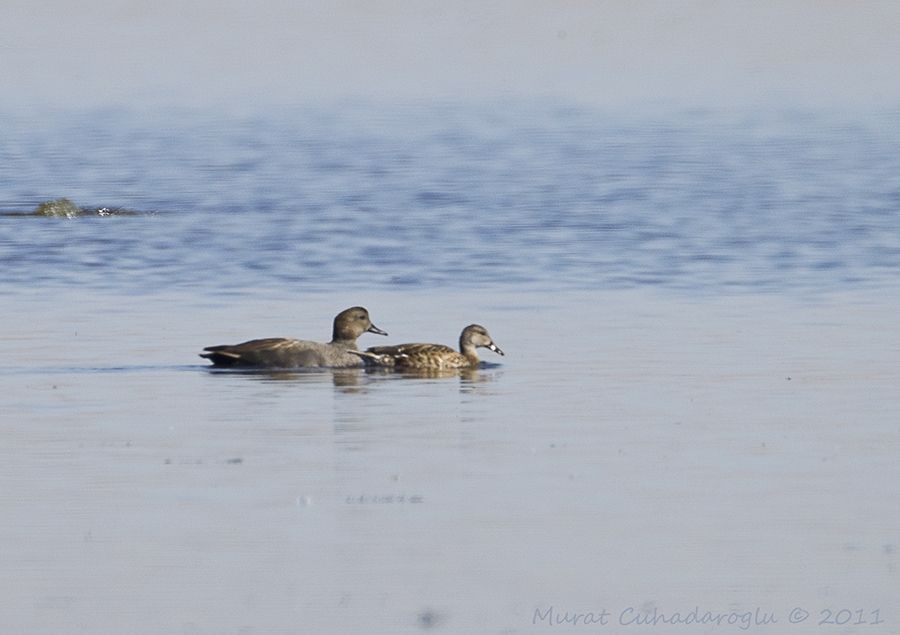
[1,103,898,634]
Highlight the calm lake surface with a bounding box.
[2,103,898,634]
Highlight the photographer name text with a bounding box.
[533,605,884,630]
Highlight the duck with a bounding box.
[350,324,504,369]
[200,306,387,368]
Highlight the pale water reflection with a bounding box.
[1,288,897,634]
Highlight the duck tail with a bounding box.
[347,350,396,366]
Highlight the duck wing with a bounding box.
[201,338,328,367]
[365,342,456,356]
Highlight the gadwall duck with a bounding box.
[350,324,504,370]
[200,306,387,368]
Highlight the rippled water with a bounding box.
[3,104,900,294]
[2,103,898,634]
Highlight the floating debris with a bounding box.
[35,198,82,218]
[0,198,145,217]
[417,609,443,630]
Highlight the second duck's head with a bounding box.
[459,324,504,356]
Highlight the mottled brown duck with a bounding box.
[351,324,503,370]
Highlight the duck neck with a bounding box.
[330,336,357,348]
[459,338,479,366]
[331,323,357,346]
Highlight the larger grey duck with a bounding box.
[350,324,504,369]
[200,306,387,368]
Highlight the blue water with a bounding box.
[3,104,900,295]
[3,103,899,634]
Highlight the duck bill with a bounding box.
[489,343,505,356]
[367,324,389,336]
